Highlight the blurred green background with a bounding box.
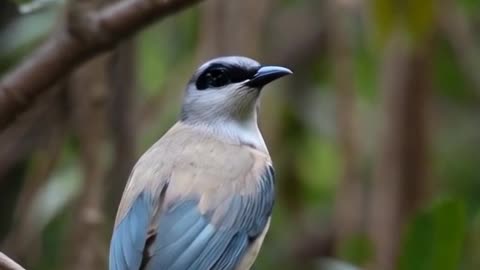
[1,0,479,270]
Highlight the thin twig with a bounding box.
[0,252,25,270]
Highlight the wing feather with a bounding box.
[110,193,152,270]
[110,165,274,270]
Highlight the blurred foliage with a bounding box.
[338,233,373,266]
[399,199,466,270]
[1,0,480,270]
[433,40,475,103]
[372,0,434,45]
[297,135,339,205]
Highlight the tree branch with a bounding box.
[0,252,25,270]
[0,0,202,131]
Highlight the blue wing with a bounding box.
[109,166,275,270]
[109,192,152,270]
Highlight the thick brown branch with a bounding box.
[0,0,202,131]
[0,252,25,270]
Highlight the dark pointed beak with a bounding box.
[245,66,292,88]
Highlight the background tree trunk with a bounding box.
[106,40,137,218]
[328,0,365,258]
[368,32,433,270]
[66,53,111,270]
[197,0,271,60]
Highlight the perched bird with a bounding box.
[109,56,292,270]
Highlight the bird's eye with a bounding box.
[196,68,231,90]
[206,68,230,87]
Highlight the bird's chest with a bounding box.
[146,138,273,216]
[163,157,258,206]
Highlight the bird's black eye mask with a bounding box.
[195,63,259,90]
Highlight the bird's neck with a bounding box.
[183,115,268,153]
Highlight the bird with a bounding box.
[109,56,292,270]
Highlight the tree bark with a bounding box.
[197,0,271,60]
[368,32,432,270]
[106,40,137,218]
[328,0,364,257]
[66,53,111,270]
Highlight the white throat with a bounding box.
[189,117,268,153]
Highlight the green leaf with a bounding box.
[399,211,433,270]
[399,199,467,270]
[429,200,467,270]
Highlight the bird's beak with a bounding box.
[246,66,292,88]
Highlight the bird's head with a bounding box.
[180,56,292,125]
